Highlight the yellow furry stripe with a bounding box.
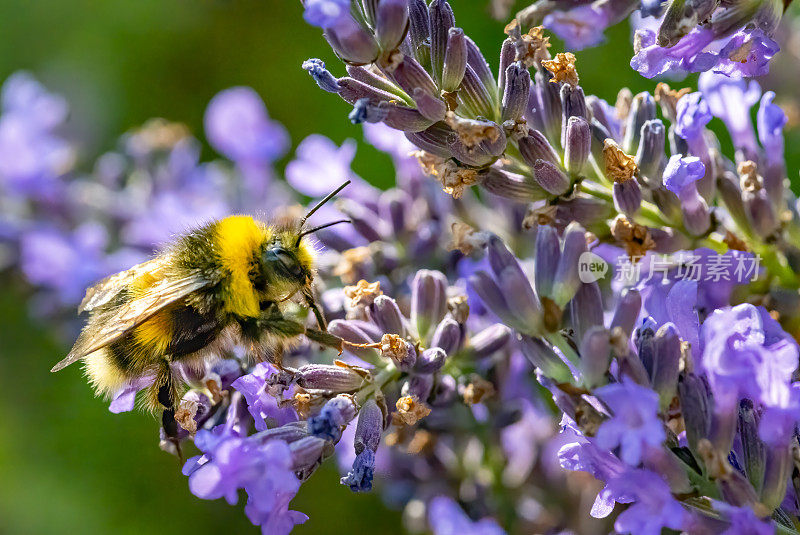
[215,215,266,317]
[133,311,173,355]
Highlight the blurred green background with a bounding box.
[0,1,798,534]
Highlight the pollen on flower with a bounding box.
[344,279,383,308]
[522,205,557,228]
[416,152,482,198]
[504,20,551,67]
[394,395,431,426]
[602,139,638,183]
[447,294,469,324]
[175,397,200,435]
[542,52,579,86]
[445,112,501,148]
[738,160,762,191]
[610,215,655,260]
[333,246,372,285]
[448,220,489,255]
[380,334,407,362]
[293,392,313,418]
[462,375,495,405]
[654,83,691,118]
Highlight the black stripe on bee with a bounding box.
[167,306,222,358]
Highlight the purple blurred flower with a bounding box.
[303,0,350,28]
[674,92,711,141]
[204,87,289,167]
[698,72,760,156]
[19,222,117,306]
[285,134,357,197]
[714,29,779,78]
[717,502,774,534]
[757,91,786,157]
[594,378,665,465]
[700,304,799,422]
[558,439,628,517]
[427,496,506,535]
[631,28,717,79]
[663,155,704,197]
[543,5,608,51]
[185,432,306,535]
[232,362,298,431]
[0,72,72,198]
[603,469,689,535]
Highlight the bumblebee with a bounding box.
[52,182,349,438]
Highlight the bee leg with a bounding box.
[303,289,327,331]
[156,361,184,463]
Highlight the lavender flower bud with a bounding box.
[717,171,750,232]
[481,168,545,202]
[501,62,531,122]
[534,69,562,143]
[428,0,455,87]
[464,35,495,93]
[560,84,586,147]
[564,116,590,175]
[411,269,448,342]
[384,103,436,132]
[308,394,357,441]
[737,399,765,490]
[579,326,611,388]
[402,373,434,401]
[623,92,656,154]
[745,189,779,239]
[534,225,560,299]
[635,119,665,184]
[430,374,457,407]
[459,65,495,118]
[518,129,559,167]
[470,324,511,359]
[610,288,641,337]
[761,444,793,510]
[393,56,439,97]
[375,0,409,52]
[590,119,613,168]
[407,0,430,56]
[678,373,710,453]
[302,58,341,93]
[371,295,406,336]
[342,398,383,492]
[612,178,641,216]
[497,38,515,95]
[252,422,309,445]
[518,334,572,383]
[296,364,366,392]
[325,17,380,65]
[290,436,327,471]
[354,398,383,454]
[718,468,759,508]
[430,318,461,355]
[416,347,447,373]
[441,28,467,92]
[533,160,570,195]
[650,185,683,222]
[552,222,587,307]
[569,280,604,344]
[329,319,381,363]
[651,323,681,410]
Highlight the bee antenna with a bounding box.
[295,219,352,246]
[300,180,351,227]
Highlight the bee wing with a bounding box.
[79,257,169,313]
[52,274,210,372]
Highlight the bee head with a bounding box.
[261,237,313,286]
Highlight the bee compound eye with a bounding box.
[272,248,303,278]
